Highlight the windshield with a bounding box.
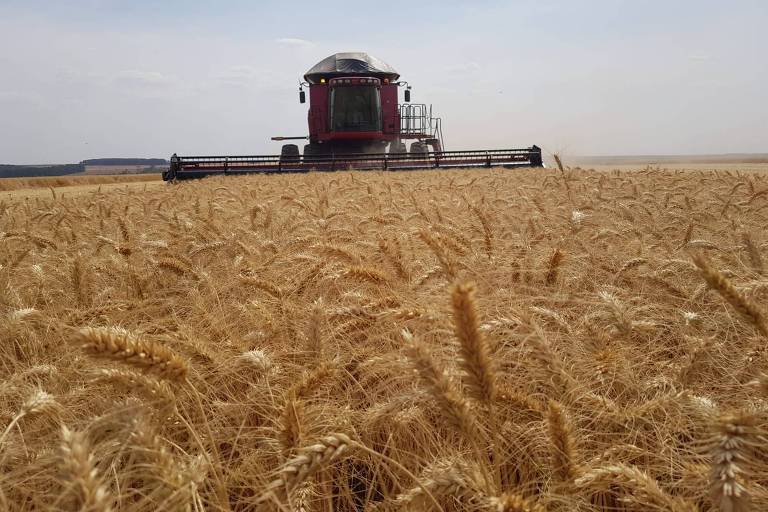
[329,86,381,132]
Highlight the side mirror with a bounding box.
[299,90,306,104]
[404,89,411,103]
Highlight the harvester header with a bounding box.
[164,52,543,180]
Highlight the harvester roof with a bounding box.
[304,52,400,84]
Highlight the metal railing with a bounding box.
[399,104,444,148]
[165,146,543,180]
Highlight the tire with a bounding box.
[389,142,407,155]
[410,142,428,158]
[303,144,325,164]
[279,144,300,164]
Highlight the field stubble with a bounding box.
[1,166,767,511]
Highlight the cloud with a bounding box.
[443,61,482,74]
[114,70,172,86]
[275,38,315,48]
[688,55,710,61]
[0,90,43,103]
[215,65,260,86]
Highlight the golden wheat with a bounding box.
[1,165,767,511]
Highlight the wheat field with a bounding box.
[0,174,161,193]
[1,165,767,511]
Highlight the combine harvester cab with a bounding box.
[164,52,543,180]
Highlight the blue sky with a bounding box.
[0,0,766,163]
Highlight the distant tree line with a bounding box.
[81,158,168,166]
[1,158,169,178]
[0,164,84,178]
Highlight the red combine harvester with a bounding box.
[164,52,542,180]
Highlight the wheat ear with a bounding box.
[546,400,578,485]
[487,493,546,512]
[451,282,496,403]
[709,412,756,512]
[59,426,113,512]
[288,362,336,400]
[1,389,59,445]
[575,463,696,512]
[545,248,564,285]
[155,257,195,278]
[741,231,763,274]
[90,368,176,411]
[239,276,283,298]
[691,253,768,337]
[750,373,768,397]
[402,330,483,442]
[384,460,485,510]
[279,397,304,458]
[305,300,325,359]
[527,329,573,398]
[274,433,351,494]
[71,327,190,381]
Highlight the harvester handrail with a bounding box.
[176,148,532,161]
[165,146,543,181]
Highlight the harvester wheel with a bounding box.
[303,144,324,164]
[280,144,300,164]
[410,142,428,158]
[389,142,407,155]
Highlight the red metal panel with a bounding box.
[380,84,398,135]
[308,84,328,142]
[323,131,396,141]
[308,79,398,142]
